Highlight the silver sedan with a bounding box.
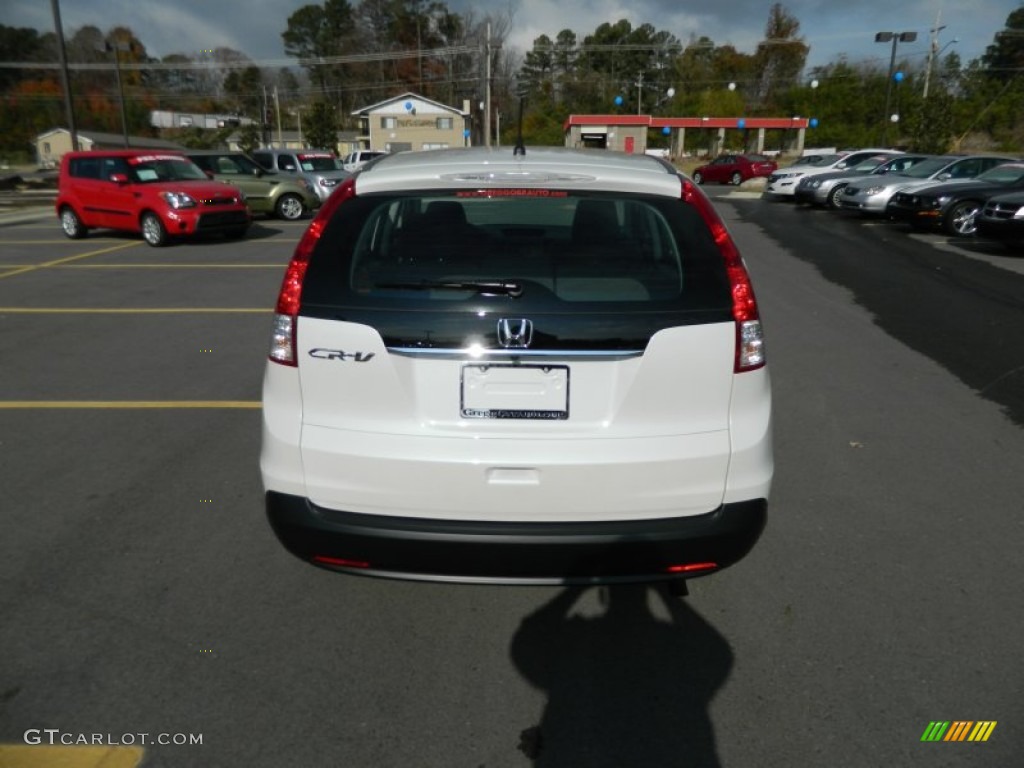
[795,155,931,208]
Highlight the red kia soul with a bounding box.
[56,150,251,246]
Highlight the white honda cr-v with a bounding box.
[260,146,773,586]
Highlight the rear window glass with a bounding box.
[303,191,729,309]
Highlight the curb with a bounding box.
[0,206,54,227]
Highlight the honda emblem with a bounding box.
[496,318,533,349]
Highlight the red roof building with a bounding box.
[563,114,812,158]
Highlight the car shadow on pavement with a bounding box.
[244,222,293,240]
[510,584,733,767]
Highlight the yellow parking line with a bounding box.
[0,308,271,313]
[0,745,144,767]
[0,401,261,408]
[0,240,126,245]
[58,264,283,269]
[0,242,141,280]
[0,264,282,269]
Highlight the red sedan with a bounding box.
[692,154,778,185]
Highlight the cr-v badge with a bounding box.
[309,348,375,362]
[497,318,533,349]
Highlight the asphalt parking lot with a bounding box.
[2,198,1021,767]
[0,208,296,403]
[0,210,299,767]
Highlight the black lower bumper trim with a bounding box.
[266,492,767,585]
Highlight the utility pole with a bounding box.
[262,86,270,147]
[923,6,943,98]
[923,8,956,98]
[484,22,492,148]
[273,87,283,148]
[107,41,130,147]
[636,72,644,115]
[416,0,423,91]
[50,0,78,151]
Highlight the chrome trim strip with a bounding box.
[387,347,643,361]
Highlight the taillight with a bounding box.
[666,562,718,574]
[268,179,358,366]
[682,179,766,372]
[312,555,370,569]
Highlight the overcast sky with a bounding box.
[5,0,1020,74]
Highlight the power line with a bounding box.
[0,44,481,71]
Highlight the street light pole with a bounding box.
[875,31,917,146]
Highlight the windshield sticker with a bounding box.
[127,155,187,165]
[456,189,568,198]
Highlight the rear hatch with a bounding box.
[293,187,741,521]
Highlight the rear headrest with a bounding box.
[424,201,467,227]
[571,199,620,243]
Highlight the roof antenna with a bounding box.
[513,96,526,156]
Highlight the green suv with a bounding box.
[185,150,320,221]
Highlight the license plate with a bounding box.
[461,364,569,419]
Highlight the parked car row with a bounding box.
[794,154,931,208]
[885,162,1024,236]
[54,146,378,246]
[763,149,1024,248]
[184,150,321,221]
[764,148,904,198]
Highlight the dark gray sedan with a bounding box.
[887,162,1024,236]
[975,189,1024,247]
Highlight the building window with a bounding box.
[422,143,449,150]
[436,117,453,130]
[380,117,397,129]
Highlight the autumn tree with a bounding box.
[954,7,1024,147]
[519,35,555,100]
[223,66,265,121]
[0,25,44,90]
[303,101,337,150]
[282,0,357,102]
[751,3,809,110]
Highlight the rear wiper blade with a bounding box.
[374,280,524,297]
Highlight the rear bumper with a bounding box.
[265,491,767,585]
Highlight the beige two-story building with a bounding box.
[352,93,469,153]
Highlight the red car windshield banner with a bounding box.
[456,189,569,199]
[127,155,189,165]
